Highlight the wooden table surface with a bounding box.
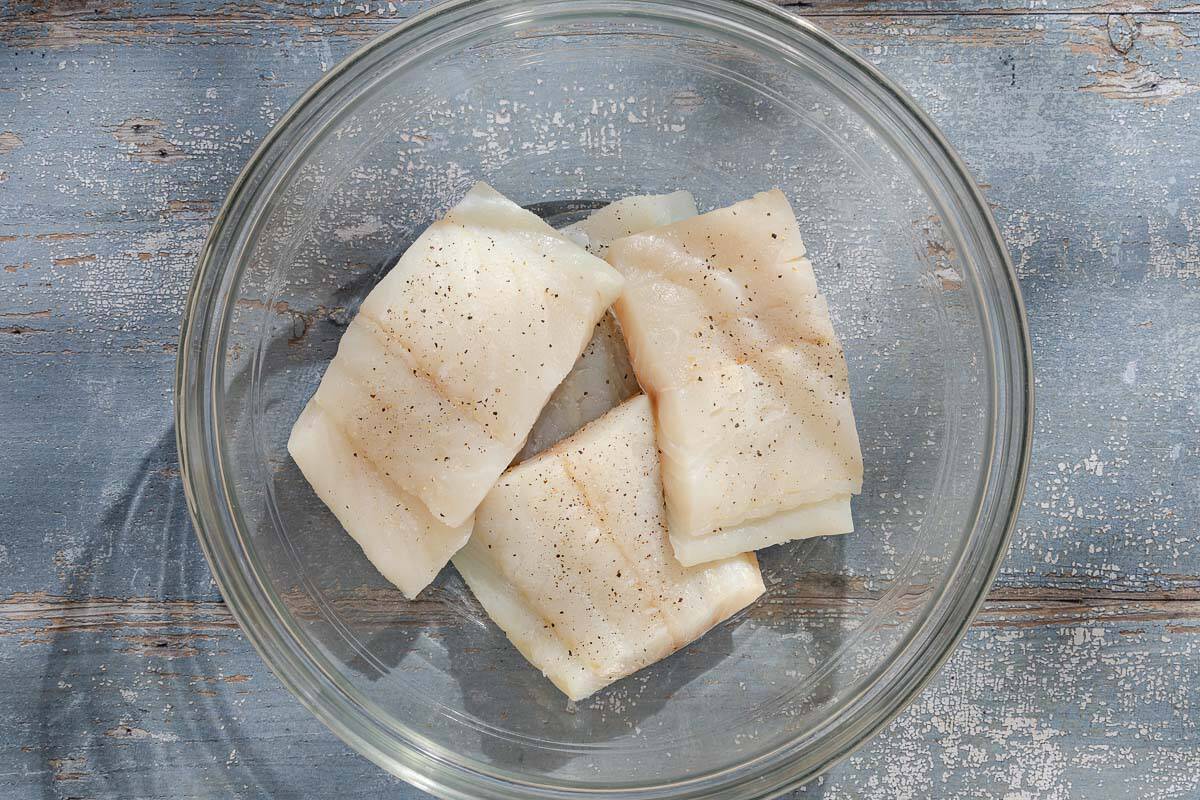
[2,1,1198,797]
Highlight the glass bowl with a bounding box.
[176,1,1032,797]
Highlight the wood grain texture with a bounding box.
[4,0,1200,21]
[0,0,1198,797]
[4,592,1200,799]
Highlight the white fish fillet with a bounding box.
[520,192,696,460]
[517,314,639,461]
[563,190,698,257]
[288,403,473,599]
[606,189,864,565]
[668,495,854,567]
[290,182,623,596]
[324,181,622,527]
[454,396,765,701]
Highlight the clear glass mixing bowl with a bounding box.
[176,1,1032,797]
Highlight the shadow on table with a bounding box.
[26,264,410,794]
[29,423,412,798]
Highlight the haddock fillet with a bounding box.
[454,396,765,701]
[290,182,623,596]
[605,189,863,566]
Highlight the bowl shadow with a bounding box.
[31,426,407,798]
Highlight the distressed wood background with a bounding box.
[1,0,1199,798]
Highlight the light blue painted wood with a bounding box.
[1,3,1198,798]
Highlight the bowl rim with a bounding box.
[176,1,1034,797]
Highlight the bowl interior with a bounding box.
[187,1,1025,796]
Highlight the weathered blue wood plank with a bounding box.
[801,599,1200,799]
[3,0,1199,23]
[4,592,1199,798]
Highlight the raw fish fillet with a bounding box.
[520,192,696,459]
[290,182,623,596]
[321,181,622,526]
[517,314,639,461]
[668,495,854,567]
[563,190,698,257]
[454,396,765,701]
[288,404,473,599]
[606,189,863,565]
